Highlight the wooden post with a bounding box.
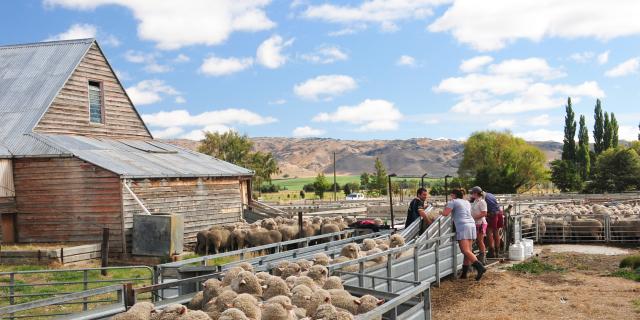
[101,228,110,276]
[123,283,135,308]
[297,212,303,248]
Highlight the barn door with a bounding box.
[0,159,16,243]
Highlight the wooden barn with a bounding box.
[0,38,253,257]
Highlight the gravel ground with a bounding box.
[431,246,640,320]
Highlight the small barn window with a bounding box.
[88,81,103,123]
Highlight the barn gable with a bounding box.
[34,42,152,139]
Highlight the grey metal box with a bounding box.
[132,214,184,257]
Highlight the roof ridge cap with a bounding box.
[0,38,95,49]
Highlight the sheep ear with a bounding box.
[179,306,187,314]
[354,299,362,305]
[377,299,385,305]
[240,279,247,284]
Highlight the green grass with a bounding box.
[633,299,640,313]
[270,175,361,191]
[610,268,640,282]
[619,255,640,270]
[507,258,566,274]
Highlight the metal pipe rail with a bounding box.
[355,281,432,320]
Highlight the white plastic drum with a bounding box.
[509,242,525,261]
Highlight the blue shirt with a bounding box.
[485,193,500,213]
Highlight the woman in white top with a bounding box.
[470,186,488,264]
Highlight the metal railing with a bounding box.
[0,266,154,319]
[512,213,640,243]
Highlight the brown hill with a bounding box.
[164,138,562,178]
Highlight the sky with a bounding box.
[2,0,640,142]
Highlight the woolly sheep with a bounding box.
[262,276,290,300]
[207,227,231,254]
[260,302,294,320]
[328,289,358,314]
[272,261,290,277]
[296,259,313,272]
[152,304,188,320]
[219,308,249,320]
[312,304,338,320]
[305,289,332,316]
[355,295,385,315]
[311,253,331,266]
[293,275,317,290]
[237,262,254,272]
[291,284,314,310]
[389,234,405,248]
[280,262,302,279]
[111,301,155,320]
[305,265,328,286]
[188,291,205,310]
[231,271,263,296]
[203,290,238,318]
[365,248,386,264]
[246,229,283,251]
[202,279,224,305]
[340,243,360,259]
[322,276,344,290]
[231,228,248,250]
[361,239,377,251]
[232,294,261,320]
[336,310,354,320]
[255,272,272,285]
[180,310,211,320]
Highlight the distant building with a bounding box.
[0,38,252,256]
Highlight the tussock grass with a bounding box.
[507,258,566,274]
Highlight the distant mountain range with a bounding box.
[165,137,563,179]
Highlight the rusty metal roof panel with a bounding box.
[0,38,94,156]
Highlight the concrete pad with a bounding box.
[543,244,629,255]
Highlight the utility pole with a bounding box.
[333,151,337,202]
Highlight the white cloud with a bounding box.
[425,118,440,125]
[301,0,449,33]
[396,55,417,67]
[268,99,287,105]
[294,75,357,100]
[301,46,349,64]
[46,23,96,41]
[124,50,171,73]
[529,114,552,127]
[460,56,493,72]
[114,69,131,81]
[173,54,190,63]
[570,51,594,63]
[175,96,186,104]
[619,125,640,141]
[597,51,610,65]
[328,25,367,36]
[256,35,294,69]
[142,108,277,140]
[102,34,121,47]
[435,57,604,115]
[46,0,276,50]
[514,129,563,142]
[152,126,184,139]
[199,55,254,76]
[126,80,179,105]
[292,126,326,137]
[428,0,640,51]
[494,119,514,128]
[313,99,403,131]
[144,62,172,73]
[605,57,639,77]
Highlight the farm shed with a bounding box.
[0,38,253,256]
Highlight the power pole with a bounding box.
[333,151,337,201]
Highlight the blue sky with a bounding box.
[2,0,640,141]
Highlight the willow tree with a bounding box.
[458,131,548,193]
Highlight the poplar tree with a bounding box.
[611,113,619,148]
[603,112,612,151]
[562,98,577,161]
[577,115,590,180]
[593,100,604,154]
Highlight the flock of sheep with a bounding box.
[195,216,372,255]
[520,203,640,241]
[112,233,408,320]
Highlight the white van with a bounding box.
[345,193,365,200]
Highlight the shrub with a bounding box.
[507,259,565,274]
[620,255,640,270]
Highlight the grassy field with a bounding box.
[271,175,361,191]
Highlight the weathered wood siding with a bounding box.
[0,160,14,197]
[34,43,151,139]
[12,158,124,254]
[0,197,16,241]
[122,177,243,248]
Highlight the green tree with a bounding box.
[593,100,604,154]
[592,147,640,192]
[603,112,612,151]
[343,182,360,196]
[562,98,577,161]
[312,173,330,198]
[458,131,548,193]
[359,172,370,190]
[372,158,388,195]
[198,131,253,166]
[611,113,619,148]
[550,160,582,192]
[249,151,280,189]
[577,115,591,181]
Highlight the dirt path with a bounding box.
[431,247,640,320]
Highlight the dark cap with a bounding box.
[470,186,483,194]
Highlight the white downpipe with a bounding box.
[124,180,151,215]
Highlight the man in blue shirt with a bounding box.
[484,191,503,258]
[405,188,429,231]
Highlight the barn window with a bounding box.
[88,81,103,123]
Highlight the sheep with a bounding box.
[336,310,354,320]
[389,234,405,248]
[262,276,290,300]
[305,289,332,316]
[202,279,224,305]
[320,223,341,242]
[219,308,249,320]
[376,244,389,251]
[296,259,313,272]
[312,304,338,320]
[279,224,299,242]
[207,227,232,254]
[231,271,263,296]
[332,257,358,272]
[569,217,603,241]
[152,304,188,320]
[246,229,283,253]
[311,253,331,266]
[291,284,314,309]
[188,291,205,310]
[293,275,317,290]
[203,290,238,318]
[328,289,358,314]
[361,239,377,251]
[285,276,299,290]
[181,311,211,320]
[272,261,290,277]
[237,262,254,272]
[223,267,245,287]
[255,272,272,285]
[322,276,344,290]
[280,262,302,279]
[260,302,294,320]
[355,295,385,315]
[340,243,360,259]
[305,265,328,286]
[111,301,155,320]
[232,294,261,320]
[261,218,278,231]
[365,248,386,264]
[195,231,212,255]
[231,228,248,250]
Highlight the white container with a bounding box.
[522,239,534,258]
[509,242,526,261]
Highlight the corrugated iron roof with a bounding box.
[0,38,94,157]
[40,134,253,178]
